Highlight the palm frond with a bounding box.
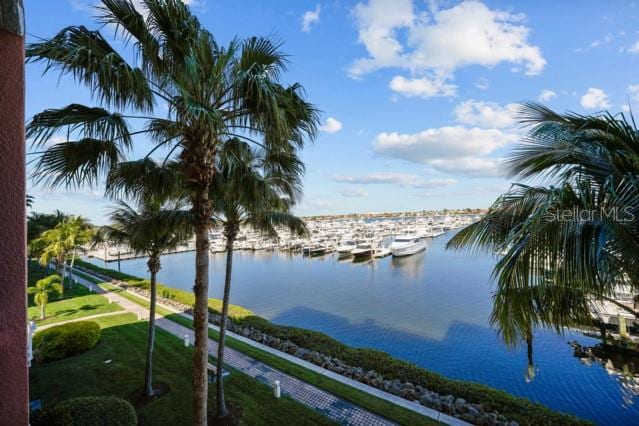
[27,25,153,111]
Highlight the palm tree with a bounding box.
[26,1,318,421]
[210,139,307,418]
[104,196,191,398]
[64,216,95,280]
[34,216,93,290]
[447,103,639,371]
[28,274,63,319]
[36,226,71,293]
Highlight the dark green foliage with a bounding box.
[32,396,136,426]
[33,321,101,363]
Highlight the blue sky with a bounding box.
[25,0,639,223]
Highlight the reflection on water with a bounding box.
[572,341,639,407]
[87,231,639,424]
[390,252,426,279]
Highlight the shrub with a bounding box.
[33,396,136,426]
[34,321,101,363]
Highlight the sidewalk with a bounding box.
[71,273,402,426]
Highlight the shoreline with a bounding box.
[74,259,588,426]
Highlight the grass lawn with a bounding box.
[30,313,335,425]
[28,264,122,326]
[97,282,440,426]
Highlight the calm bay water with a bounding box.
[88,231,638,424]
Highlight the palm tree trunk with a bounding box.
[40,302,45,320]
[216,237,234,418]
[145,256,160,398]
[69,247,77,279]
[192,187,212,426]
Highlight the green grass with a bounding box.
[76,259,254,319]
[30,313,335,425]
[28,263,123,326]
[94,282,440,425]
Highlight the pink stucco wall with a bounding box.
[0,28,29,424]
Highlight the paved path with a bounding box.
[37,311,125,331]
[72,273,399,426]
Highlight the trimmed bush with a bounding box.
[33,396,136,426]
[34,321,101,363]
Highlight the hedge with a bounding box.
[32,396,136,426]
[34,321,101,363]
[76,259,588,426]
[75,259,253,319]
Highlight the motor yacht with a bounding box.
[352,242,373,258]
[390,235,427,257]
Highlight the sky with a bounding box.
[24,0,639,224]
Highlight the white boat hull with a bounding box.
[390,241,427,257]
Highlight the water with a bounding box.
[88,231,639,424]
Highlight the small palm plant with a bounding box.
[104,195,191,398]
[210,139,307,418]
[29,275,63,319]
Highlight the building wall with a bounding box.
[0,5,29,423]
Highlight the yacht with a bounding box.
[352,242,373,259]
[390,235,427,257]
[373,246,391,258]
[336,239,358,256]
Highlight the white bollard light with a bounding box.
[137,311,142,320]
[184,334,190,347]
[273,380,281,399]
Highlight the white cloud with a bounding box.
[349,0,545,93]
[428,157,504,177]
[454,99,517,128]
[474,78,490,90]
[301,5,321,33]
[319,117,343,133]
[580,87,610,109]
[628,84,639,102]
[333,172,418,185]
[627,41,639,54]
[374,126,515,161]
[389,75,457,98]
[338,187,368,197]
[333,172,456,189]
[371,126,515,178]
[537,89,557,102]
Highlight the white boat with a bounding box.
[373,247,391,258]
[390,236,427,257]
[336,239,358,256]
[352,242,373,258]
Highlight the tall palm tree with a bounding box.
[28,274,63,319]
[35,216,93,290]
[210,139,307,418]
[36,225,72,293]
[448,103,639,370]
[64,216,95,280]
[26,1,318,421]
[104,197,191,398]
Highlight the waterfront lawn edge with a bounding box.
[75,259,590,426]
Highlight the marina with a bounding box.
[86,229,639,425]
[87,214,473,262]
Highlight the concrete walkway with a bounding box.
[71,273,400,426]
[37,311,125,331]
